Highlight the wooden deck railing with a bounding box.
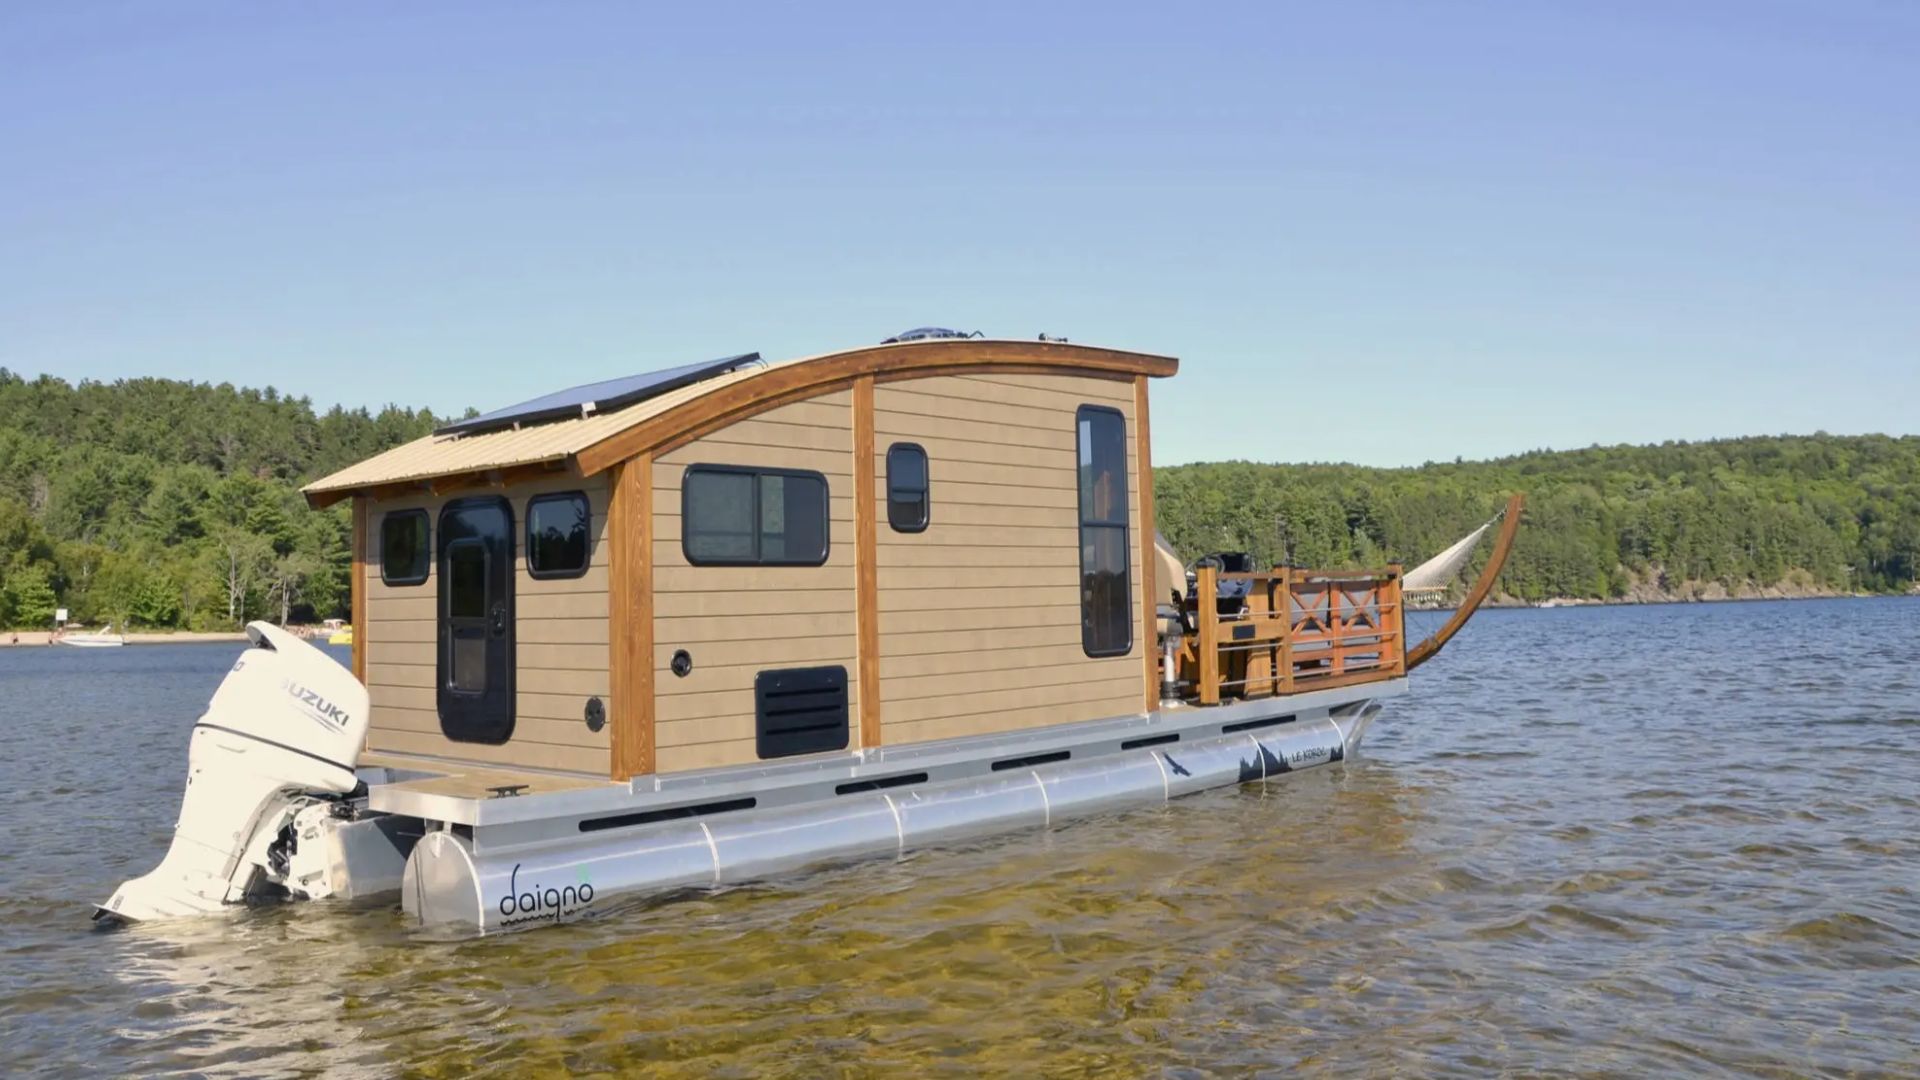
[1183,564,1405,705]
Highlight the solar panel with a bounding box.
[435,353,761,438]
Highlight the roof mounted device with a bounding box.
[434,353,762,438]
[881,327,984,344]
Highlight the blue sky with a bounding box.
[3,2,1914,467]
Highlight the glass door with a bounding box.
[437,497,515,743]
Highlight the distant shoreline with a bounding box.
[1466,590,1906,611]
[2,629,260,647]
[1409,590,1915,614]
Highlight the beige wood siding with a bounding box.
[651,391,858,773]
[873,372,1146,746]
[360,474,611,776]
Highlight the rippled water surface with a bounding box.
[4,599,1918,1076]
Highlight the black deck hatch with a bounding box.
[755,665,851,759]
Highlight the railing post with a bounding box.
[1278,567,1294,694]
[1387,564,1405,676]
[1329,578,1345,675]
[1196,565,1220,705]
[1258,573,1279,698]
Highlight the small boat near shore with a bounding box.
[57,625,125,648]
[98,334,1521,935]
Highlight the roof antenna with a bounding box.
[1038,333,1070,343]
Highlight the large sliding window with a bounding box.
[682,465,831,566]
[1076,405,1132,657]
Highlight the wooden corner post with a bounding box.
[608,454,656,780]
[350,495,367,685]
[853,376,882,750]
[1134,376,1158,713]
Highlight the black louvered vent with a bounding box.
[754,665,850,759]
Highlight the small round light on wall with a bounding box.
[671,650,693,678]
[584,697,606,732]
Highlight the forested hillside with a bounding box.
[1156,436,1920,602]
[2,369,1915,629]
[0,369,444,629]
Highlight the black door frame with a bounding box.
[436,495,516,744]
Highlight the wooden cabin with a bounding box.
[303,339,1181,784]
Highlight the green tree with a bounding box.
[5,563,58,626]
[130,571,182,628]
[264,551,322,626]
[211,527,273,625]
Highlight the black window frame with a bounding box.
[1075,404,1133,658]
[524,490,593,580]
[680,464,832,567]
[379,508,431,586]
[885,442,930,534]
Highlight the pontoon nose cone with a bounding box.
[403,830,486,930]
[1330,703,1383,758]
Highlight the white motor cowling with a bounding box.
[98,622,371,922]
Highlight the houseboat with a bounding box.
[98,334,1519,933]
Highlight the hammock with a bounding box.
[1403,518,1498,594]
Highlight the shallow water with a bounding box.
[3,599,1918,1077]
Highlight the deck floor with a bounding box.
[360,750,615,800]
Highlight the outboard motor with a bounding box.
[97,622,370,922]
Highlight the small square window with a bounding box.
[526,491,592,579]
[886,443,929,533]
[380,509,429,585]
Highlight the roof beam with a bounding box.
[304,458,576,509]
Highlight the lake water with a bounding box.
[3,599,1917,1077]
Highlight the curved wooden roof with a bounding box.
[303,338,1177,507]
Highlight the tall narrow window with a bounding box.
[445,539,489,692]
[886,443,929,533]
[1076,405,1132,657]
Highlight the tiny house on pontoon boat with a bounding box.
[100,334,1519,932]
